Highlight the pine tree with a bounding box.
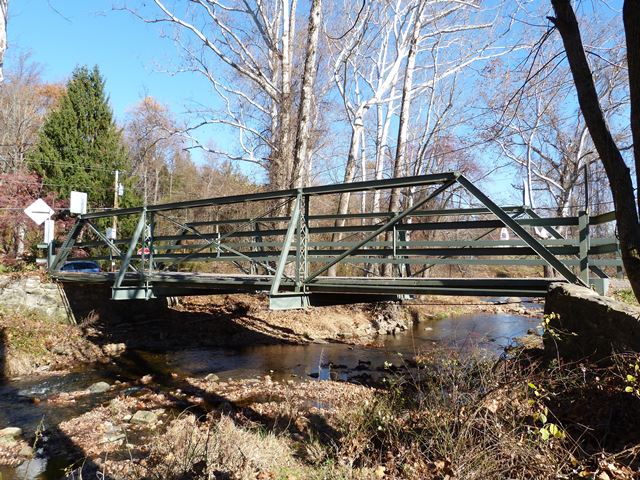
[28,65,138,211]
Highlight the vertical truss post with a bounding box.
[49,219,84,272]
[578,210,590,285]
[250,220,257,275]
[295,195,309,292]
[269,193,307,309]
[392,224,398,277]
[114,209,146,289]
[398,225,411,277]
[148,212,155,276]
[457,175,586,286]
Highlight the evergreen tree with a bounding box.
[28,65,138,211]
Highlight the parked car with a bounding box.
[60,260,102,273]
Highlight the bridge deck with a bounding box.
[54,271,562,298]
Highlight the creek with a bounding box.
[0,307,541,479]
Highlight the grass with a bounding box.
[0,306,104,376]
[614,288,639,306]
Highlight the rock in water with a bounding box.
[0,427,22,446]
[130,410,158,426]
[0,427,22,438]
[88,382,111,394]
[103,343,126,356]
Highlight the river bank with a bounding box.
[3,342,639,479]
[0,291,546,478]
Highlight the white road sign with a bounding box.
[24,198,54,226]
[70,191,87,215]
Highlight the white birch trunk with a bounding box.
[384,11,422,276]
[0,0,7,83]
[291,0,321,188]
[277,0,296,190]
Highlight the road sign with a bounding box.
[70,191,88,215]
[24,199,54,226]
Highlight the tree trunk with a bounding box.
[0,0,7,83]
[290,0,321,188]
[624,0,640,215]
[275,0,297,192]
[383,13,421,276]
[328,121,362,276]
[550,0,640,298]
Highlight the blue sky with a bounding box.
[4,1,528,202]
[6,0,224,148]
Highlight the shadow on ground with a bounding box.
[61,284,302,351]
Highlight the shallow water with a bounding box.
[0,309,540,479]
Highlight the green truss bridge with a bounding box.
[46,172,620,309]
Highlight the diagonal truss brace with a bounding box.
[457,175,586,286]
[305,179,457,283]
[49,219,85,272]
[114,209,147,289]
[270,193,303,297]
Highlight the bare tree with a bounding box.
[122,0,322,191]
[0,0,7,83]
[549,0,640,297]
[290,0,322,188]
[125,97,185,205]
[483,25,627,223]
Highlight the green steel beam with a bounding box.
[80,172,457,220]
[305,179,457,283]
[456,175,585,286]
[73,216,580,249]
[182,205,527,228]
[590,211,616,225]
[270,193,302,296]
[113,209,147,290]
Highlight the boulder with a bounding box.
[0,427,22,438]
[88,382,111,394]
[0,427,22,446]
[544,283,640,360]
[130,410,158,426]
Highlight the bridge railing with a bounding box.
[48,172,620,302]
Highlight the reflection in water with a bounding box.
[160,312,538,382]
[0,311,539,480]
